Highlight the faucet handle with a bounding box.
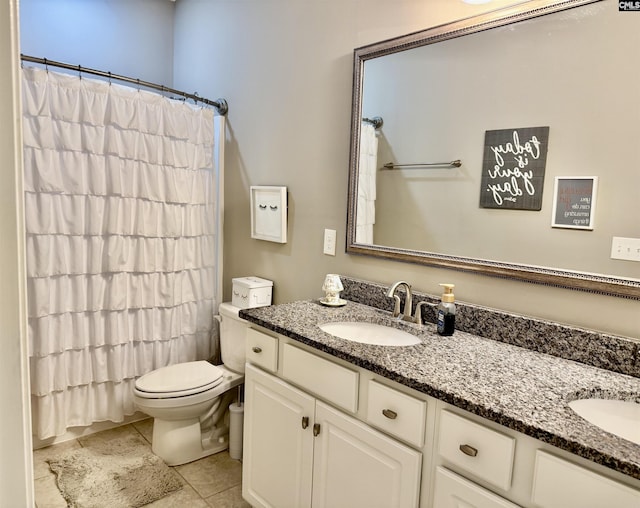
[391,294,401,317]
[414,301,431,325]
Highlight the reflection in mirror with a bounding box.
[347,0,640,299]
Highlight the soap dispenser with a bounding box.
[437,284,456,336]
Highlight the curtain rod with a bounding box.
[20,54,228,116]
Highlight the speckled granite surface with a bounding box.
[340,276,640,377]
[240,298,640,480]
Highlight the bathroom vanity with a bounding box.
[239,281,639,508]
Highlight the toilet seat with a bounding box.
[134,360,224,399]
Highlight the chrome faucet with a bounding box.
[386,281,413,322]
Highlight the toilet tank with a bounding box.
[218,302,249,373]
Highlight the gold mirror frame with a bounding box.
[346,0,640,300]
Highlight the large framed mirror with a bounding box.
[346,0,640,299]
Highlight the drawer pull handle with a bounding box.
[382,409,398,420]
[459,444,478,457]
[302,416,309,429]
[313,423,321,436]
[252,346,262,354]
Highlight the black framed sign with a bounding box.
[551,176,598,230]
[479,126,550,210]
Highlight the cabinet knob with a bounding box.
[252,346,262,354]
[313,423,321,437]
[382,409,398,420]
[301,416,309,429]
[459,444,478,457]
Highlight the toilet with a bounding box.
[133,302,248,466]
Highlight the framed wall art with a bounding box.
[551,177,598,230]
[480,126,550,210]
[250,185,288,243]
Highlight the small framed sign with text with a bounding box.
[551,177,598,230]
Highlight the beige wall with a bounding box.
[0,0,34,505]
[174,0,638,340]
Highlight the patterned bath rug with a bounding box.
[47,434,183,508]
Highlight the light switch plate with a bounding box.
[323,229,336,256]
[610,237,640,262]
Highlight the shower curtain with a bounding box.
[356,122,378,244]
[21,67,224,440]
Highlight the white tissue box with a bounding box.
[232,276,273,309]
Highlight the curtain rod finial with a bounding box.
[216,98,228,116]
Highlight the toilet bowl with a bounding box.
[133,302,248,466]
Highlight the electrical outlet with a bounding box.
[323,229,337,256]
[610,237,640,262]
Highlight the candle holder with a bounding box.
[321,274,346,306]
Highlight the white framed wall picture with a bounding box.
[551,177,598,230]
[250,185,288,243]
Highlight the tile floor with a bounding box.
[33,419,252,508]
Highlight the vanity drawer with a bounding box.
[531,451,640,508]
[366,380,427,447]
[246,328,278,373]
[281,343,358,412]
[433,467,521,508]
[438,410,515,491]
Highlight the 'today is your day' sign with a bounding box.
[480,126,550,210]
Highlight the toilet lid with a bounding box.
[135,361,224,396]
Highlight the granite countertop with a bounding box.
[240,299,640,480]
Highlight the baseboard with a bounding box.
[32,412,150,450]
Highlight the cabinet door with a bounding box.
[433,467,522,508]
[243,364,315,508]
[312,401,422,508]
[531,451,640,508]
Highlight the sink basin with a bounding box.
[568,398,640,445]
[319,321,421,346]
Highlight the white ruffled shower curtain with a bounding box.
[356,122,378,244]
[22,67,224,440]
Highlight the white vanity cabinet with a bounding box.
[242,325,640,508]
[531,451,640,508]
[432,403,640,508]
[243,363,315,508]
[437,410,515,492]
[312,400,422,508]
[243,362,422,508]
[432,406,523,507]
